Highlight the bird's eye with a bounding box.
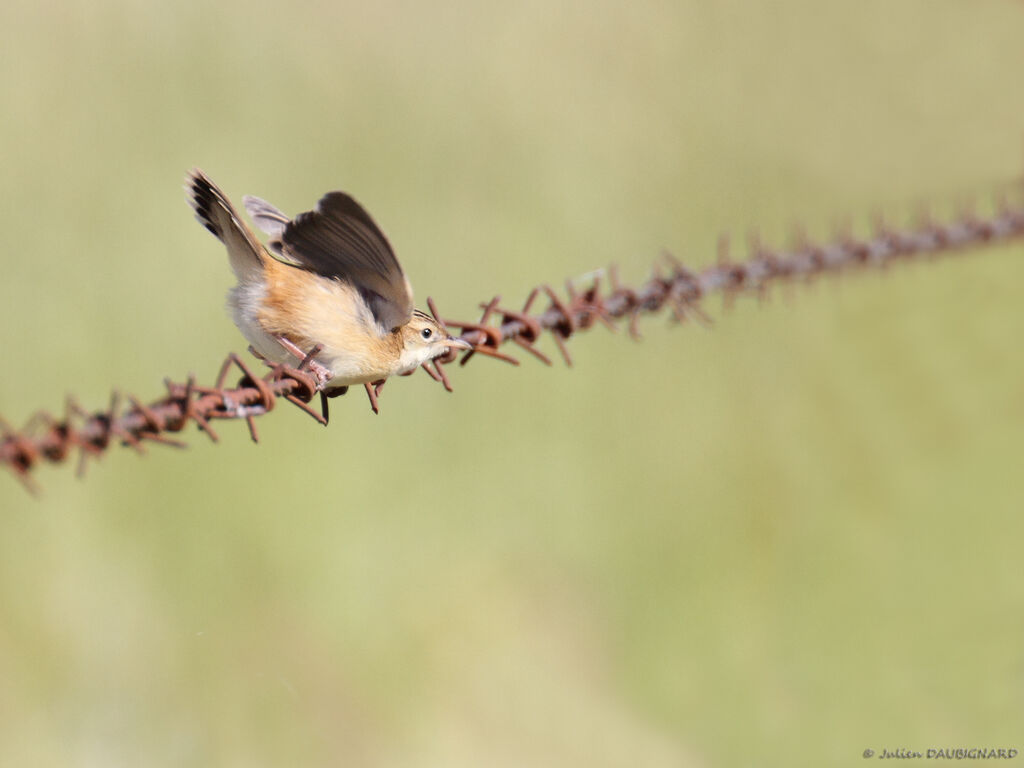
[421,328,433,340]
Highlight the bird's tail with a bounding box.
[186,169,266,283]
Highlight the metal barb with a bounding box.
[3,190,1024,487]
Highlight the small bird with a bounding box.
[185,169,470,416]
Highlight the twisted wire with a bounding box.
[440,202,1024,366]
[3,196,1023,490]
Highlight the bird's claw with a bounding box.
[274,336,335,391]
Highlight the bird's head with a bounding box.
[395,310,471,373]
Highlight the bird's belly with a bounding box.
[319,350,393,386]
[229,283,287,362]
[229,279,397,386]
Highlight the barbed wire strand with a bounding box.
[3,195,1023,491]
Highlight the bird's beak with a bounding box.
[446,336,473,351]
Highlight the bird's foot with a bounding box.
[317,385,349,424]
[273,336,334,391]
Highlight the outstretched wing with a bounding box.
[278,192,413,333]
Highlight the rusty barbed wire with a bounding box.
[3,194,1024,490]
[440,199,1024,365]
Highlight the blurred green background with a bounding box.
[2,0,1023,765]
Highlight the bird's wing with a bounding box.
[242,195,290,239]
[277,191,414,332]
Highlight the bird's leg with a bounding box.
[362,379,386,415]
[317,385,349,425]
[273,336,334,390]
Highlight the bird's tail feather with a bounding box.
[186,169,265,282]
